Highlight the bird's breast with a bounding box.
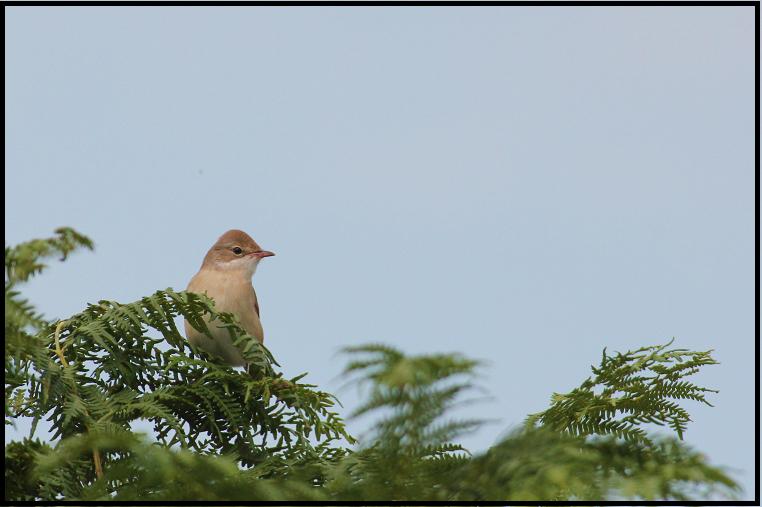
[186,270,264,343]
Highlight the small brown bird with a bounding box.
[185,230,274,366]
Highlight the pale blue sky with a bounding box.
[5,6,756,498]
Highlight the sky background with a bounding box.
[5,6,756,498]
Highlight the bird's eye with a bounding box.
[232,247,243,255]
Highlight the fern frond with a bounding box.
[527,340,719,444]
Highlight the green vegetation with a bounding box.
[5,229,740,501]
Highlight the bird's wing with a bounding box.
[253,289,260,317]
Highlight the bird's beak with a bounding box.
[251,250,275,258]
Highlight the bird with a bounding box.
[184,229,274,366]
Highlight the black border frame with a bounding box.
[3,1,758,505]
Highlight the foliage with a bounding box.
[5,438,56,500]
[4,229,741,501]
[5,228,94,425]
[324,344,480,500]
[321,345,737,501]
[27,288,351,462]
[5,229,352,500]
[447,427,737,501]
[31,431,326,501]
[526,340,720,443]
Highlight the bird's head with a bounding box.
[201,229,274,275]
